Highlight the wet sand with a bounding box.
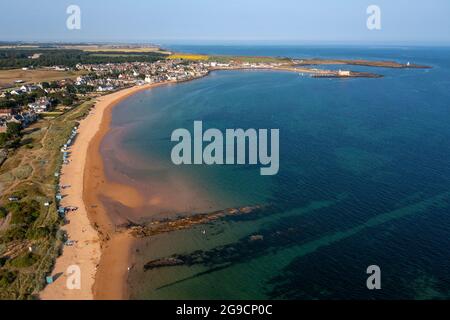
[41,82,175,300]
[85,81,181,300]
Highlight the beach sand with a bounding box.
[40,82,175,300]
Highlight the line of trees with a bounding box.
[0,49,167,69]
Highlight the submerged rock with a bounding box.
[144,257,184,271]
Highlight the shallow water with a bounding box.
[103,46,450,299]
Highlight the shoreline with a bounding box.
[39,63,402,300]
[40,81,176,300]
[86,81,174,300]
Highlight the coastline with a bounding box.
[40,82,175,300]
[38,61,409,300]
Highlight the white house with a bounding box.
[28,98,50,113]
[144,75,153,83]
[97,86,114,92]
[338,70,351,77]
[20,85,38,93]
[10,89,24,95]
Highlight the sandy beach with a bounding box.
[40,82,175,300]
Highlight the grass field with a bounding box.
[0,69,86,90]
[0,99,95,299]
[208,55,292,64]
[90,53,144,58]
[39,112,64,117]
[0,45,40,49]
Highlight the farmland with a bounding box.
[0,69,86,90]
[169,53,209,61]
[60,45,169,54]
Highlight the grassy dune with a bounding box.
[0,100,95,299]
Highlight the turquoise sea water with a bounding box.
[103,46,450,299]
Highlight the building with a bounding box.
[338,70,351,77]
[97,85,114,92]
[10,89,23,95]
[20,85,39,93]
[144,75,153,83]
[0,108,15,117]
[28,98,50,113]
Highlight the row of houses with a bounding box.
[0,97,51,135]
[6,84,42,96]
[76,60,210,89]
[1,81,70,99]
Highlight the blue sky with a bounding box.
[0,0,449,44]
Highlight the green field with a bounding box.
[208,55,292,64]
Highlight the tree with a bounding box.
[62,97,74,106]
[49,81,59,89]
[66,84,77,94]
[0,132,7,147]
[41,82,50,89]
[0,98,17,108]
[9,252,38,268]
[6,122,21,138]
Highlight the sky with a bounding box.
[0,0,449,44]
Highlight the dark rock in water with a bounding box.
[129,204,264,238]
[144,257,184,271]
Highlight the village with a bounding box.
[0,58,305,137]
[0,59,211,135]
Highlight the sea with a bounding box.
[100,45,450,299]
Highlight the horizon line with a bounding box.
[1,39,450,47]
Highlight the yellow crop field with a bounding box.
[169,54,209,61]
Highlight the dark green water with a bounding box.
[104,46,450,299]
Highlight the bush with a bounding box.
[1,225,27,242]
[8,200,41,225]
[9,252,38,268]
[0,133,7,147]
[0,270,17,287]
[8,137,22,149]
[6,122,22,138]
[27,226,52,240]
[62,97,74,106]
[0,257,7,267]
[0,207,7,219]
